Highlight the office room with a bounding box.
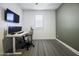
[0,0,79,57]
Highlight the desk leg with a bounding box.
[13,37,22,55]
[13,37,15,53]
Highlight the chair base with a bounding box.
[22,42,35,50]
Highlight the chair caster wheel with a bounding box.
[26,47,29,50]
[33,45,35,47]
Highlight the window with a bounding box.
[35,15,43,28]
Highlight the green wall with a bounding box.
[56,3,79,51]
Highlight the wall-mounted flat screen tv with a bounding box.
[5,9,19,23]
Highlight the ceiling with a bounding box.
[19,3,62,10]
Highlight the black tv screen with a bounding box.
[5,9,19,23]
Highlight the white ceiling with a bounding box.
[19,3,62,10]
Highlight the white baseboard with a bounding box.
[33,39,56,40]
[56,39,79,55]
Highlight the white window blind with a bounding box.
[35,15,43,28]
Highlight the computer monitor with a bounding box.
[8,26,22,34]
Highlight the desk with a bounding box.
[6,32,28,54]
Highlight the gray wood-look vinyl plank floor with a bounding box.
[17,40,77,56]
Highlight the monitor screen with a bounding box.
[7,13,14,22]
[8,26,22,34]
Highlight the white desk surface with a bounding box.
[6,32,28,37]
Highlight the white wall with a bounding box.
[0,3,23,53]
[0,7,4,53]
[22,10,56,40]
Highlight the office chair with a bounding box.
[22,27,35,50]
